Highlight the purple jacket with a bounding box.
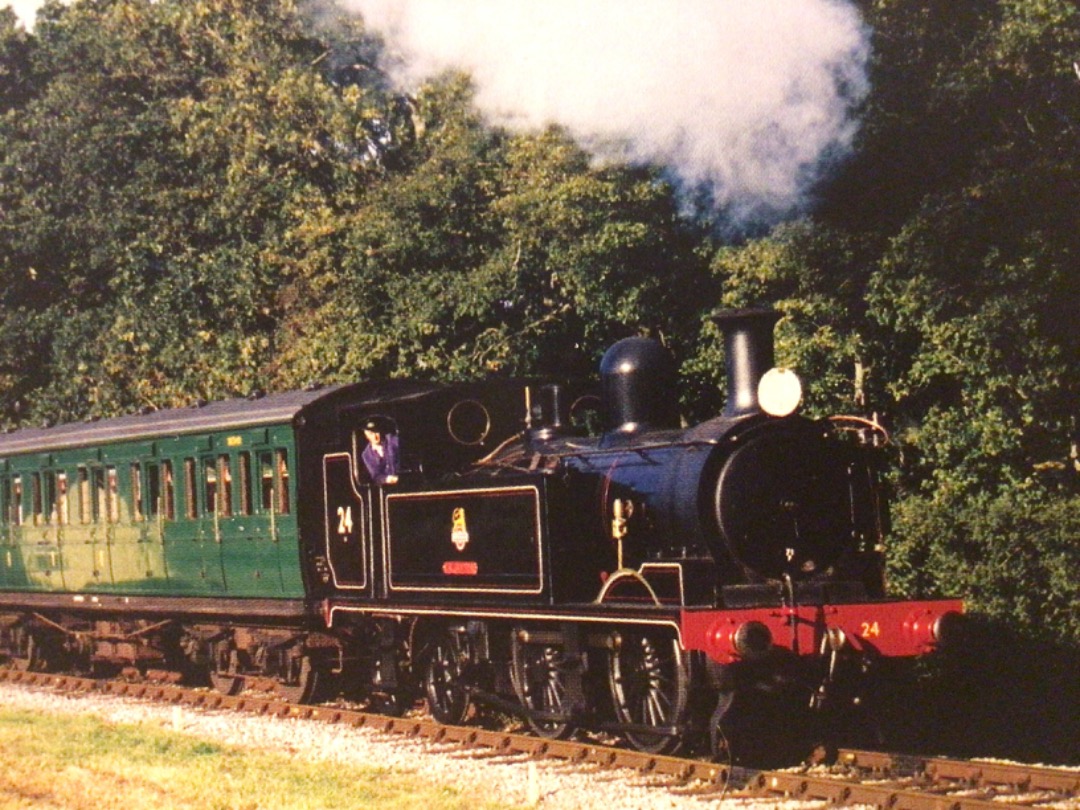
[361,433,399,484]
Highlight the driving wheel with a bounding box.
[423,627,472,725]
[608,627,691,754]
[511,626,577,739]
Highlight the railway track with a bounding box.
[1,668,1076,810]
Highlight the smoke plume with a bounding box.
[342,0,870,226]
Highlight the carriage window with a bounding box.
[217,455,233,517]
[44,472,58,524]
[149,461,176,521]
[56,472,69,526]
[130,463,144,521]
[162,461,175,520]
[92,468,105,522]
[259,452,273,512]
[106,467,119,523]
[238,452,252,516]
[42,472,56,524]
[203,457,217,515]
[183,458,197,519]
[11,476,22,526]
[31,473,43,525]
[276,449,290,515]
[147,464,159,518]
[78,468,90,524]
[257,450,290,515]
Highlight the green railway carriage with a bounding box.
[0,391,314,601]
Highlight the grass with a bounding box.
[0,706,518,810]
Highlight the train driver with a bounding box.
[361,417,399,485]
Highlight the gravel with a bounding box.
[0,682,814,809]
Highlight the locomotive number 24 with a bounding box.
[337,506,354,536]
[860,621,881,638]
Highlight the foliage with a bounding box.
[852,0,1080,496]
[0,0,390,418]
[889,490,1080,647]
[271,73,708,387]
[851,0,1071,648]
[1,1,706,414]
[866,169,1078,495]
[682,220,878,420]
[0,6,37,111]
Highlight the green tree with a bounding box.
[889,490,1080,646]
[0,0,392,420]
[273,73,707,388]
[691,1,1080,648]
[0,6,37,111]
[867,171,1078,496]
[683,220,884,423]
[847,0,1080,496]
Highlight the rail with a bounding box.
[0,669,1076,810]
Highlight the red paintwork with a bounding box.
[681,599,965,663]
[442,561,479,576]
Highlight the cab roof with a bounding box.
[0,387,346,458]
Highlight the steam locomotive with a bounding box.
[0,309,962,759]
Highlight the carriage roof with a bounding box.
[0,380,449,457]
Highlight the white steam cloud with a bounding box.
[344,0,870,225]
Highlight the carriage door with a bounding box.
[322,452,369,591]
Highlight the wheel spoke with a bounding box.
[608,628,691,754]
[511,628,576,739]
[424,629,471,725]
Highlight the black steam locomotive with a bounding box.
[0,308,962,759]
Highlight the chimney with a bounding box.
[711,308,782,416]
[528,383,568,442]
